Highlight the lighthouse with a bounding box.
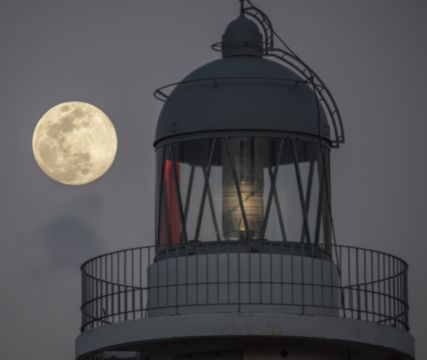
[75,1,415,359]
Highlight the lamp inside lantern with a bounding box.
[222,138,265,240]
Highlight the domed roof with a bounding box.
[154,55,330,145]
[225,14,261,36]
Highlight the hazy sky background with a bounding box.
[0,0,426,358]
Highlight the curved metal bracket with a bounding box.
[241,0,345,147]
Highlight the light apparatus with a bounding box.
[222,138,265,240]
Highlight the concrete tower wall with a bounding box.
[147,252,339,317]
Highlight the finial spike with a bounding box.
[239,0,244,15]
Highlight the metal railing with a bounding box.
[80,242,409,332]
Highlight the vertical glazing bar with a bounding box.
[314,156,325,245]
[194,139,217,241]
[320,147,332,251]
[170,145,188,243]
[156,147,166,247]
[184,165,195,220]
[300,162,314,243]
[292,140,312,243]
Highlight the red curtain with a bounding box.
[161,159,181,245]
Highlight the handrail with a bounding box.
[80,242,409,333]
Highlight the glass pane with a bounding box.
[155,137,330,246]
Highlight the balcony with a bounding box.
[80,241,409,333]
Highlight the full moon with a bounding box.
[32,101,118,185]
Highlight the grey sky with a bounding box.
[0,0,425,358]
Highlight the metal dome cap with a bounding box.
[221,15,263,57]
[154,54,330,145]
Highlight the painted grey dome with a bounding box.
[155,55,330,145]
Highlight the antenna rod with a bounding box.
[239,0,244,15]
